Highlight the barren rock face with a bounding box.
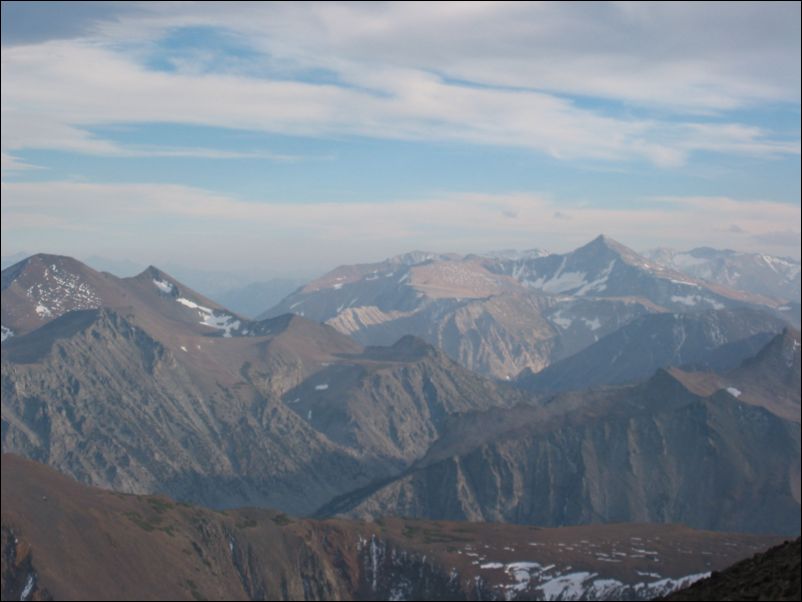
[1,257,532,515]
[331,350,801,535]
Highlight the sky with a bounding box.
[1,1,800,276]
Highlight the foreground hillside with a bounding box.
[662,537,801,601]
[0,455,783,601]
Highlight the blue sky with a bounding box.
[2,1,800,274]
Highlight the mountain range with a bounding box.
[645,246,800,304]
[1,237,800,600]
[263,236,798,379]
[1,254,532,513]
[0,251,305,320]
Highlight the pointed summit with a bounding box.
[389,334,437,358]
[738,326,801,377]
[573,234,646,266]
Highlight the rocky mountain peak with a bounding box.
[574,234,648,267]
[389,334,436,358]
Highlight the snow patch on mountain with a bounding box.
[152,278,175,294]
[538,270,588,295]
[176,297,241,337]
[496,561,711,601]
[23,262,102,319]
[550,310,573,329]
[537,571,597,599]
[575,260,616,295]
[672,253,708,269]
[670,294,724,310]
[480,562,504,569]
[668,278,700,287]
[20,572,36,601]
[582,317,602,331]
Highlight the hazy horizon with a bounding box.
[2,1,800,271]
[4,230,801,285]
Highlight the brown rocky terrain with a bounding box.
[1,454,784,601]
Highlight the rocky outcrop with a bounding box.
[662,537,801,601]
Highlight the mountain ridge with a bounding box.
[322,334,801,535]
[260,236,792,378]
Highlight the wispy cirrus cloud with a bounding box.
[1,2,799,167]
[1,151,41,174]
[86,1,800,112]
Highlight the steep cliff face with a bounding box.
[518,308,787,393]
[0,309,382,514]
[1,455,783,601]
[1,306,531,515]
[281,336,529,469]
[327,292,564,379]
[666,328,802,424]
[332,367,801,535]
[729,328,801,416]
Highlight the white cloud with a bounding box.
[1,152,40,174]
[87,1,799,112]
[1,36,797,168]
